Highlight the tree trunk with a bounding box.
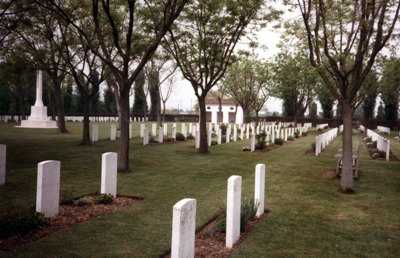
[52,78,68,133]
[255,111,259,127]
[340,101,354,191]
[113,89,122,129]
[157,93,162,126]
[218,99,223,123]
[81,94,91,145]
[118,91,131,171]
[162,101,166,123]
[198,97,208,153]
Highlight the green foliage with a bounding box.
[302,131,308,136]
[132,70,148,115]
[186,135,195,140]
[362,70,379,120]
[311,141,316,151]
[175,132,186,141]
[214,197,258,234]
[255,131,267,150]
[380,58,400,121]
[294,131,300,138]
[93,194,114,205]
[317,86,334,118]
[220,123,227,135]
[274,138,284,145]
[0,208,46,239]
[287,136,294,141]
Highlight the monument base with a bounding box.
[18,105,58,129]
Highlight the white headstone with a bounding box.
[164,123,168,136]
[233,125,237,142]
[152,123,157,137]
[36,160,60,217]
[158,127,164,143]
[92,125,99,142]
[255,164,265,217]
[226,175,242,248]
[195,130,200,149]
[101,152,117,197]
[171,198,196,258]
[140,124,146,138]
[143,128,149,145]
[129,124,132,139]
[250,134,255,152]
[110,124,117,140]
[0,144,6,185]
[226,127,231,143]
[182,124,187,138]
[208,129,212,146]
[172,126,177,140]
[217,129,222,145]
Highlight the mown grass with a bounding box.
[0,122,399,258]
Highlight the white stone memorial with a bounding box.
[0,144,5,185]
[171,198,196,258]
[129,124,132,139]
[152,123,157,137]
[20,71,57,128]
[101,152,117,197]
[172,126,177,140]
[140,124,146,138]
[226,175,242,248]
[217,129,222,145]
[250,134,255,152]
[208,130,212,146]
[158,127,164,143]
[143,128,149,145]
[92,124,99,142]
[110,124,117,140]
[36,160,60,217]
[195,130,200,149]
[254,164,265,217]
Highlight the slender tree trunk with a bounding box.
[162,101,166,123]
[255,111,259,127]
[118,90,131,171]
[218,99,223,123]
[113,89,122,129]
[341,101,354,191]
[81,94,91,145]
[52,78,68,133]
[157,94,162,126]
[198,97,208,153]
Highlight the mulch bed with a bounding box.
[0,195,140,251]
[161,211,268,258]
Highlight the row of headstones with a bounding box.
[170,164,266,258]
[139,123,178,145]
[0,116,20,122]
[91,124,136,142]
[0,145,118,217]
[377,125,391,135]
[64,116,149,123]
[367,129,390,161]
[315,126,341,156]
[316,123,329,131]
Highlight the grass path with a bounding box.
[0,123,399,257]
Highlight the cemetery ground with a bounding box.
[0,122,399,257]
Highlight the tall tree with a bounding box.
[272,51,317,124]
[380,57,400,121]
[47,0,189,170]
[160,72,176,123]
[362,70,379,120]
[132,70,147,117]
[317,85,334,118]
[166,0,269,152]
[225,55,271,125]
[296,0,400,191]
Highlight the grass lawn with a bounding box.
[0,122,399,257]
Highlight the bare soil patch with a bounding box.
[322,170,337,179]
[0,195,140,251]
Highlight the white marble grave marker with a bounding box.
[152,123,157,137]
[110,124,117,140]
[140,124,146,138]
[255,164,265,217]
[92,124,99,142]
[226,175,242,248]
[129,124,132,139]
[101,152,117,197]
[158,127,164,143]
[172,126,177,140]
[195,130,200,149]
[218,129,222,145]
[0,144,6,185]
[143,128,149,145]
[171,198,196,258]
[36,160,60,217]
[251,133,255,152]
[208,129,212,146]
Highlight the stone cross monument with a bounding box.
[19,70,57,128]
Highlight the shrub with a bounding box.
[274,138,284,145]
[0,208,46,239]
[175,133,185,141]
[214,197,258,233]
[294,131,300,138]
[186,135,195,140]
[311,141,316,151]
[220,124,227,135]
[255,131,267,150]
[93,194,113,205]
[302,132,308,136]
[287,136,294,141]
